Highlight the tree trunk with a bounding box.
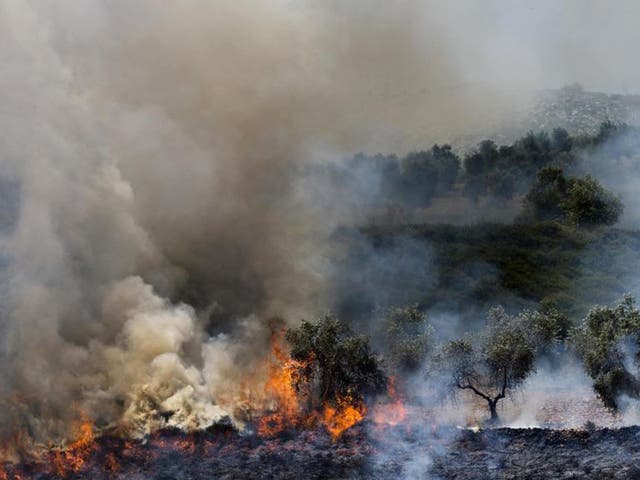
[488,399,499,423]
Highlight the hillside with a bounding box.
[357,222,640,323]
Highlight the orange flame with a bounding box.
[371,377,407,427]
[322,398,366,441]
[52,417,95,476]
[257,332,305,436]
[253,330,373,440]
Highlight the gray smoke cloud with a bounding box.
[2,0,640,452]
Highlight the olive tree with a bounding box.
[573,295,640,410]
[285,316,387,408]
[438,307,537,423]
[520,304,572,355]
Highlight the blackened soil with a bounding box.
[4,423,640,479]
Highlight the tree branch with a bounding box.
[456,381,492,402]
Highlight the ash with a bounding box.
[4,422,640,480]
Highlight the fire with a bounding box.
[322,398,366,441]
[254,332,368,440]
[257,331,305,436]
[52,417,95,476]
[252,331,406,440]
[371,377,407,427]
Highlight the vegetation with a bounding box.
[461,131,570,202]
[343,121,634,210]
[381,304,432,373]
[362,221,640,322]
[520,167,623,227]
[319,120,640,419]
[573,296,640,410]
[282,296,640,422]
[563,175,624,227]
[526,303,572,352]
[437,307,537,422]
[285,316,387,408]
[342,122,631,325]
[345,143,461,208]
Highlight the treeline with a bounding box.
[337,123,633,324]
[342,121,637,208]
[285,294,640,424]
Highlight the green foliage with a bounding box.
[521,166,569,221]
[464,140,498,177]
[382,304,432,373]
[507,307,570,361]
[367,222,588,317]
[484,307,538,383]
[400,144,461,206]
[347,122,633,211]
[596,120,623,144]
[285,316,387,406]
[532,302,572,344]
[365,221,640,323]
[552,128,572,152]
[563,175,623,227]
[486,170,517,201]
[461,128,579,203]
[572,295,640,410]
[437,306,537,421]
[521,167,623,227]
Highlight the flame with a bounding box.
[252,330,373,440]
[371,377,407,427]
[257,331,305,436]
[322,397,366,441]
[52,417,95,476]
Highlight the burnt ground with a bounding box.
[4,423,640,480]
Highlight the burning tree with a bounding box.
[573,295,640,410]
[254,316,389,440]
[285,315,387,411]
[438,307,536,423]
